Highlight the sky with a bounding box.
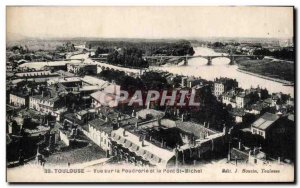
[6,6,294,39]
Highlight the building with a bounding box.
[82,118,113,156]
[81,75,110,88]
[15,71,59,79]
[67,63,97,75]
[110,128,175,167]
[230,146,269,165]
[236,92,250,108]
[222,92,236,108]
[90,84,121,110]
[250,112,280,139]
[213,77,238,97]
[47,77,82,87]
[230,109,246,123]
[9,92,29,107]
[181,76,203,88]
[29,94,67,121]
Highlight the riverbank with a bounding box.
[237,68,294,85]
[235,57,294,82]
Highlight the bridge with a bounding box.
[51,57,107,62]
[143,55,264,66]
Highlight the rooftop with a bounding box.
[90,90,117,107]
[81,76,110,88]
[175,121,217,139]
[111,128,174,167]
[88,118,113,134]
[252,112,279,130]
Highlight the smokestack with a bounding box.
[248,150,252,163]
[142,139,145,147]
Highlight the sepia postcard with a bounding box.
[6,6,295,183]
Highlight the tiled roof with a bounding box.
[252,112,279,130]
[89,118,113,134]
[111,128,174,167]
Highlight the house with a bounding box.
[82,118,113,156]
[230,146,269,165]
[250,112,280,139]
[213,77,238,97]
[90,84,121,110]
[81,75,110,88]
[67,63,97,75]
[9,92,29,107]
[230,109,246,123]
[236,92,250,108]
[110,128,175,167]
[29,94,67,121]
[222,92,236,108]
[181,76,203,88]
[15,71,59,79]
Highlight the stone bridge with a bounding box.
[143,55,264,66]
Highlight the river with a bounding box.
[152,47,294,97]
[18,46,294,97]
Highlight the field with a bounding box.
[236,57,294,82]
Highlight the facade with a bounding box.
[15,71,59,79]
[236,93,250,108]
[222,92,237,108]
[29,95,66,120]
[67,63,97,75]
[82,118,112,156]
[213,77,238,97]
[9,93,29,107]
[110,128,175,167]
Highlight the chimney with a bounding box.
[223,125,226,134]
[248,150,252,162]
[238,141,241,150]
[181,114,184,122]
[135,122,138,129]
[161,139,164,148]
[142,138,145,147]
[123,129,126,136]
[207,122,210,129]
[204,122,206,127]
[278,157,281,164]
